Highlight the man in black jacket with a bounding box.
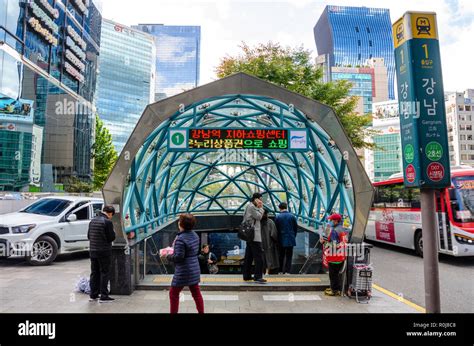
[87,205,116,303]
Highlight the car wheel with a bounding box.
[27,236,58,266]
[415,231,423,257]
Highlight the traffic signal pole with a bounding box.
[420,188,441,313]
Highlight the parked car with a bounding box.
[0,196,103,265]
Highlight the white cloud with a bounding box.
[155,34,197,64]
[100,0,473,92]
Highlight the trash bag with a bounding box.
[75,276,91,295]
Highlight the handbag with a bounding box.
[238,219,255,241]
[208,263,219,275]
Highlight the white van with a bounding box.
[0,196,103,265]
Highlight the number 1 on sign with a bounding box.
[422,44,429,59]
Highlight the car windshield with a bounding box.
[21,199,73,217]
[450,176,474,223]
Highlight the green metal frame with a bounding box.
[123,94,354,236]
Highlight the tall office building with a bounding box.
[364,100,402,182]
[328,58,388,115]
[314,5,395,100]
[0,0,102,191]
[96,19,155,153]
[132,24,200,101]
[446,89,474,167]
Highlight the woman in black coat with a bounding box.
[163,214,204,314]
[261,210,280,274]
[198,244,218,274]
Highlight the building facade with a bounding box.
[0,0,102,191]
[314,5,395,100]
[132,24,200,101]
[96,19,155,153]
[365,100,402,182]
[332,66,373,115]
[446,89,474,167]
[323,58,389,115]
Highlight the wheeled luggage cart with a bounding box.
[345,243,373,303]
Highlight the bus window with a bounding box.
[449,177,474,223]
[409,188,421,208]
[373,184,420,208]
[374,185,392,207]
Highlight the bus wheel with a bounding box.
[415,231,423,257]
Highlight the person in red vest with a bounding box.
[321,213,348,297]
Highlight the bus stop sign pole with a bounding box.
[420,189,441,313]
[393,12,450,313]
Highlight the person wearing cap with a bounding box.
[321,213,348,297]
[87,205,116,303]
[242,192,266,283]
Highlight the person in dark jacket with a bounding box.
[163,214,204,314]
[87,205,116,303]
[261,210,280,274]
[198,244,218,274]
[275,202,298,274]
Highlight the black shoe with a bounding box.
[99,296,115,303]
[254,278,267,284]
[89,296,99,302]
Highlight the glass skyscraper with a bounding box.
[96,19,155,153]
[0,0,102,191]
[314,5,395,100]
[132,24,200,101]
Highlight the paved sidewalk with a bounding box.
[0,254,420,313]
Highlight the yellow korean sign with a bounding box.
[392,17,406,49]
[410,13,438,39]
[392,12,438,49]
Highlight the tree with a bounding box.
[65,176,94,193]
[92,115,118,191]
[216,42,377,149]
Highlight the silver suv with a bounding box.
[0,196,103,265]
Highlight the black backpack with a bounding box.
[238,219,255,242]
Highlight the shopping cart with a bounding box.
[344,243,373,303]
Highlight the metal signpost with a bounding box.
[393,12,450,313]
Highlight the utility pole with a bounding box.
[420,189,441,313]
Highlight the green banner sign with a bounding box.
[393,12,451,188]
[168,128,309,152]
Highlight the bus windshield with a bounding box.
[450,176,474,224]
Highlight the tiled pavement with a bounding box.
[0,253,420,314]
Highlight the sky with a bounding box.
[99,0,474,93]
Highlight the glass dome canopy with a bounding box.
[122,94,355,236]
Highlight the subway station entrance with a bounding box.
[102,73,374,294]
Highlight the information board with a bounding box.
[168,128,309,151]
[393,12,451,188]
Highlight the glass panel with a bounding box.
[125,95,355,241]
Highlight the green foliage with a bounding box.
[92,115,118,191]
[65,176,93,193]
[216,42,376,149]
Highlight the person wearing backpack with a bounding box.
[241,193,266,284]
